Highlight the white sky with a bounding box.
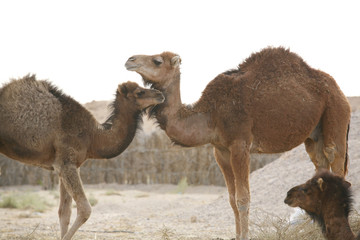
[0,0,359,104]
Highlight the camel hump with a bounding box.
[222,47,310,78]
[0,74,53,101]
[0,75,64,145]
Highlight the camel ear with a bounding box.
[317,178,324,191]
[344,181,351,189]
[118,84,128,95]
[171,55,181,67]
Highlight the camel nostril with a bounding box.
[128,57,136,61]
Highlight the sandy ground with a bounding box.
[1,148,359,240]
[0,184,233,240]
[0,112,359,240]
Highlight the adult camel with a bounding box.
[125,47,351,240]
[0,75,164,240]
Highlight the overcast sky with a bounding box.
[0,0,359,104]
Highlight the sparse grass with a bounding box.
[158,225,176,240]
[105,190,122,196]
[88,194,98,207]
[250,209,360,240]
[0,195,18,208]
[135,193,149,198]
[251,215,323,240]
[0,192,51,212]
[174,177,188,194]
[0,223,60,240]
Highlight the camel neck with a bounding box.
[154,76,215,147]
[89,97,140,159]
[322,210,355,240]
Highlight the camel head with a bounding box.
[125,52,181,90]
[117,81,165,110]
[284,169,352,216]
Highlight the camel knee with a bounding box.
[236,202,249,213]
[305,137,331,170]
[324,145,336,164]
[78,202,92,223]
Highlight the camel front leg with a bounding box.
[58,179,72,238]
[229,140,251,240]
[59,165,91,240]
[214,147,240,238]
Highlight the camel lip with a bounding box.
[157,95,165,103]
[124,62,140,71]
[284,198,295,207]
[125,65,138,71]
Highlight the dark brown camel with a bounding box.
[285,170,359,240]
[125,47,351,240]
[0,75,164,240]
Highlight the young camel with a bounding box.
[125,47,351,240]
[0,75,164,240]
[284,170,360,240]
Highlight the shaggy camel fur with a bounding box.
[125,47,351,240]
[0,75,164,240]
[285,170,360,240]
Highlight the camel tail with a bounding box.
[344,122,350,176]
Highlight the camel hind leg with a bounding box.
[320,101,350,177]
[304,123,330,171]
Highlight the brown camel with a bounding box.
[0,74,164,240]
[125,47,351,240]
[285,170,359,240]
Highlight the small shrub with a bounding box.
[88,194,98,207]
[0,192,50,212]
[105,190,122,196]
[0,195,18,208]
[159,225,175,240]
[175,177,188,194]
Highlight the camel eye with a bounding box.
[303,188,312,195]
[136,91,145,97]
[136,90,145,97]
[153,58,163,66]
[300,187,309,194]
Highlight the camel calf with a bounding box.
[285,170,360,240]
[0,75,164,240]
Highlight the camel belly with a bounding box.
[250,115,320,153]
[249,101,324,154]
[0,139,55,170]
